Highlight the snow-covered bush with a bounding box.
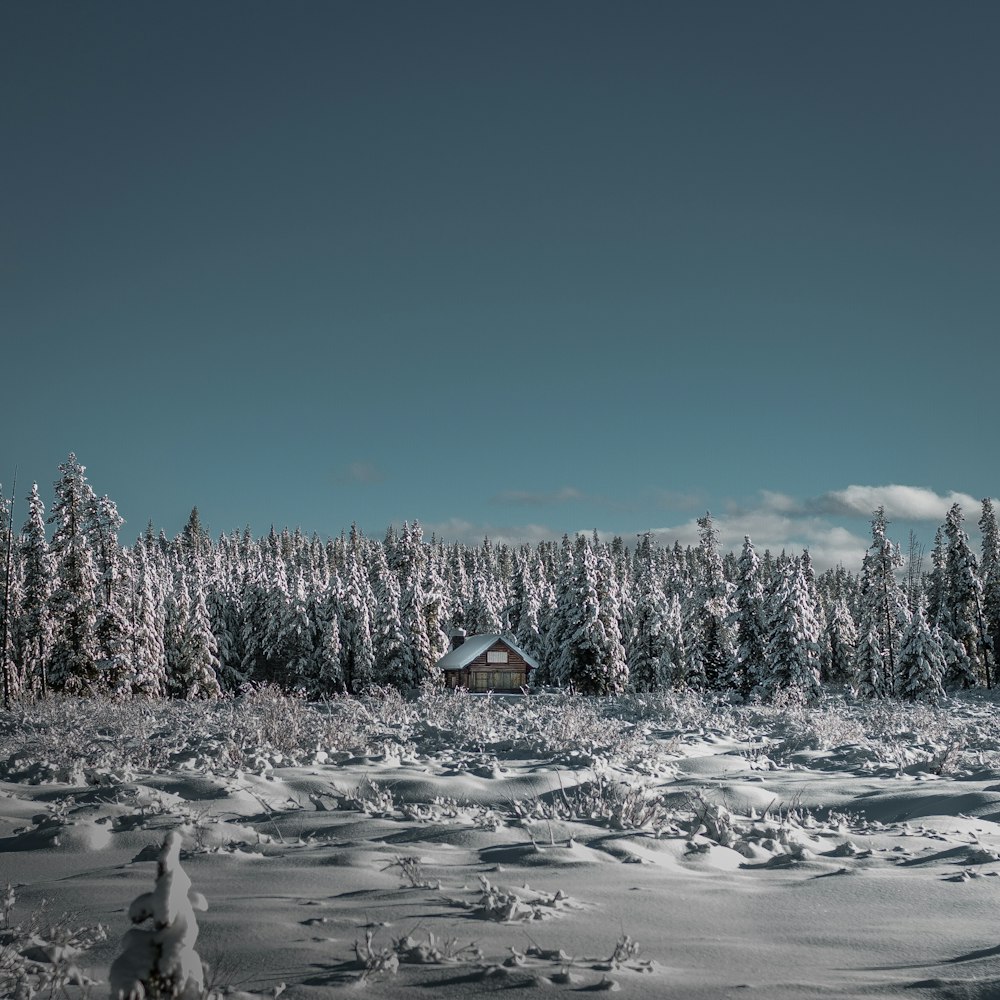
[0,884,105,999]
[109,831,208,1000]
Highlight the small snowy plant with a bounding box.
[109,831,208,1000]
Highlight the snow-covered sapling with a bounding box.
[109,831,208,1000]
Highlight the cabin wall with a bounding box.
[444,639,532,691]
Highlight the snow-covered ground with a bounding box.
[4,687,1000,999]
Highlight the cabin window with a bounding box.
[487,650,509,664]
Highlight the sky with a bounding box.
[3,1,998,570]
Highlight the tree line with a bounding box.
[1,454,998,706]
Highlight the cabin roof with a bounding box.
[436,633,539,672]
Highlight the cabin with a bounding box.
[436,630,538,692]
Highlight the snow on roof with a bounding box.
[436,633,539,672]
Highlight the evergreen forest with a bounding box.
[2,454,998,706]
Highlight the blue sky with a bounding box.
[3,1,997,569]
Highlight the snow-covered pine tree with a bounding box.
[280,567,317,690]
[553,534,624,694]
[236,544,267,684]
[129,544,167,698]
[732,536,767,696]
[309,582,344,695]
[897,599,946,701]
[853,614,885,699]
[800,550,829,678]
[925,526,947,628]
[691,514,736,689]
[17,483,53,696]
[464,565,503,636]
[538,535,574,684]
[627,538,670,691]
[339,548,376,693]
[658,592,686,688]
[109,830,208,1000]
[400,574,438,689]
[165,568,221,700]
[47,454,101,693]
[855,508,908,697]
[759,559,822,703]
[941,503,991,687]
[508,550,538,657]
[443,543,469,629]
[421,545,451,667]
[981,498,1000,687]
[259,549,292,684]
[180,506,210,563]
[371,545,411,688]
[396,523,441,688]
[825,597,858,684]
[204,541,245,693]
[181,569,222,699]
[941,624,977,689]
[87,494,130,694]
[0,485,23,705]
[594,540,629,693]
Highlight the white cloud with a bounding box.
[425,484,992,573]
[422,518,555,547]
[640,510,870,572]
[809,484,983,521]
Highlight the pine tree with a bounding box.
[509,551,541,658]
[421,544,450,666]
[444,543,470,629]
[371,547,410,688]
[760,560,822,702]
[396,523,442,688]
[279,567,317,689]
[47,455,101,693]
[855,508,908,697]
[941,503,990,687]
[941,624,977,689]
[0,484,17,705]
[691,514,736,689]
[628,541,670,691]
[309,586,344,694]
[165,569,221,700]
[732,536,767,696]
[853,615,885,699]
[540,536,575,684]
[339,549,376,692]
[553,535,603,692]
[86,493,130,693]
[465,565,503,635]
[981,498,1000,686]
[925,527,947,627]
[182,571,222,699]
[17,484,53,696]
[129,545,167,698]
[825,597,858,684]
[594,542,629,693]
[659,592,686,688]
[109,831,208,1000]
[897,600,946,701]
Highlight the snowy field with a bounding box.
[5,687,1000,999]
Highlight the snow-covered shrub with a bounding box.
[463,876,569,922]
[109,831,208,1000]
[340,776,397,816]
[0,885,105,999]
[511,775,674,833]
